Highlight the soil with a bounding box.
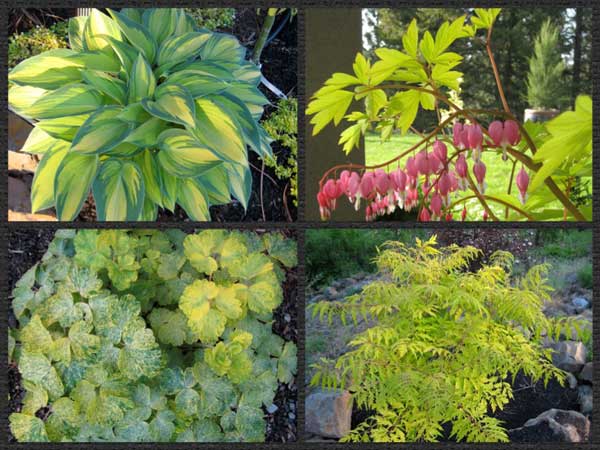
[8,229,298,443]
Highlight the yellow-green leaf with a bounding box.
[54,153,99,221]
[92,159,145,221]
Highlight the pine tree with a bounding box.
[526,19,566,109]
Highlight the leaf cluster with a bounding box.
[9,8,276,221]
[309,236,584,443]
[9,229,297,442]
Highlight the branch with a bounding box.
[450,194,534,220]
[252,8,278,64]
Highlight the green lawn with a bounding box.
[365,131,563,220]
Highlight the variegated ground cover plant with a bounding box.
[9,229,297,442]
[9,8,274,221]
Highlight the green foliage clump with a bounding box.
[9,229,297,442]
[309,236,584,443]
[534,229,592,259]
[577,263,592,289]
[261,98,298,206]
[184,8,236,31]
[9,22,69,69]
[9,8,276,221]
[527,19,566,109]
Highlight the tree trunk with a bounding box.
[572,9,583,108]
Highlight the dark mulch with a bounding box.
[8,229,298,443]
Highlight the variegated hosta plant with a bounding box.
[9,8,274,221]
[9,229,298,442]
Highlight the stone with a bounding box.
[578,385,592,415]
[508,409,590,442]
[305,390,353,439]
[8,111,33,151]
[324,287,339,298]
[565,372,578,390]
[266,403,278,414]
[8,210,56,222]
[550,341,587,373]
[8,151,38,172]
[579,363,592,383]
[571,297,590,313]
[8,176,32,212]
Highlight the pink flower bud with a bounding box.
[428,152,442,174]
[433,140,447,165]
[346,172,361,199]
[468,123,483,151]
[323,179,342,200]
[430,193,443,218]
[389,168,407,192]
[455,154,468,178]
[365,205,372,221]
[473,160,486,193]
[359,172,375,199]
[338,170,351,193]
[488,120,503,147]
[483,210,489,221]
[445,212,453,222]
[405,156,418,179]
[317,191,330,220]
[461,206,467,221]
[374,169,390,195]
[419,207,431,222]
[516,166,529,204]
[437,172,452,196]
[504,120,520,146]
[453,122,465,149]
[415,150,429,175]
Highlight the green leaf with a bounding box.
[92,159,145,221]
[108,9,157,64]
[177,177,212,221]
[26,84,104,120]
[148,308,193,346]
[196,166,232,205]
[54,152,99,221]
[142,84,197,128]
[262,233,298,267]
[391,89,421,134]
[235,404,265,442]
[277,341,297,383]
[68,16,87,52]
[125,117,169,148]
[36,114,90,141]
[199,33,246,64]
[179,279,227,342]
[157,31,212,67]
[247,280,281,315]
[133,150,163,206]
[403,19,419,57]
[9,85,49,119]
[183,231,225,275]
[10,413,49,442]
[118,318,163,379]
[306,89,354,135]
[9,49,83,89]
[129,53,156,103]
[143,8,177,45]
[157,129,221,177]
[225,162,252,210]
[70,107,132,155]
[81,69,128,105]
[419,31,435,63]
[83,9,123,53]
[31,142,69,213]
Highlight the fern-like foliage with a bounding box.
[309,236,584,443]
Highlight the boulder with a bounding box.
[8,151,38,172]
[550,341,586,373]
[578,385,592,415]
[305,390,353,438]
[579,363,592,383]
[508,409,590,442]
[571,297,590,313]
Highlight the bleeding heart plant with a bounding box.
[308,8,592,222]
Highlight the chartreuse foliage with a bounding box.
[309,236,586,443]
[9,8,275,221]
[9,229,297,442]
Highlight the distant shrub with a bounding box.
[184,8,236,31]
[9,22,68,68]
[577,263,592,289]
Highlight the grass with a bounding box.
[365,131,563,220]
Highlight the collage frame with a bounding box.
[1,0,598,448]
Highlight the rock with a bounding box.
[8,111,33,151]
[8,210,56,222]
[550,341,587,373]
[579,363,592,383]
[310,294,326,304]
[566,372,578,389]
[8,151,38,172]
[266,403,278,414]
[324,287,339,299]
[305,390,353,438]
[8,176,32,213]
[571,297,590,313]
[578,385,592,415]
[508,409,590,442]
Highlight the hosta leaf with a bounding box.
[81,69,128,105]
[36,114,90,141]
[70,50,121,73]
[84,9,123,53]
[31,142,69,213]
[9,49,83,89]
[9,413,49,442]
[159,164,179,212]
[70,107,132,154]
[26,84,104,120]
[143,8,177,45]
[116,102,151,124]
[177,178,211,221]
[68,16,87,52]
[199,33,246,63]
[134,150,163,206]
[196,166,231,205]
[277,341,297,383]
[121,8,143,23]
[165,71,229,98]
[213,93,263,156]
[105,35,138,76]
[9,85,49,119]
[92,159,145,221]
[129,53,156,103]
[54,152,99,221]
[179,279,226,342]
[125,117,169,148]
[157,129,221,177]
[225,162,252,210]
[108,9,157,64]
[192,98,248,164]
[157,31,212,67]
[142,84,197,128]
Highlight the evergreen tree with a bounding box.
[526,19,566,109]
